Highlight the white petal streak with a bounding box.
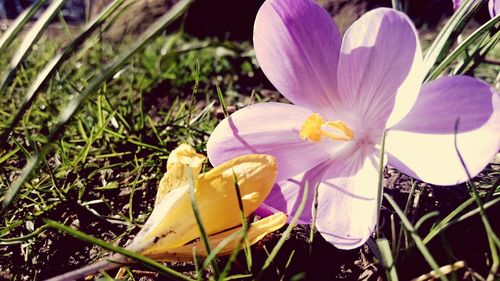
[316,147,381,249]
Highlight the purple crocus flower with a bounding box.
[453,0,498,17]
[207,0,500,249]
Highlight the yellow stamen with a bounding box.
[300,113,354,142]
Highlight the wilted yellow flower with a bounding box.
[45,145,285,281]
[128,144,286,261]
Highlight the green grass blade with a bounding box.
[414,211,440,231]
[218,231,248,281]
[452,28,500,75]
[43,219,193,281]
[217,173,253,280]
[425,14,500,81]
[1,0,194,209]
[256,182,309,279]
[203,228,244,270]
[376,238,399,281]
[395,181,416,260]
[423,197,475,244]
[0,0,47,56]
[423,0,483,75]
[308,184,319,256]
[186,167,220,279]
[0,0,66,95]
[0,0,127,144]
[233,171,252,270]
[216,85,229,118]
[0,225,48,245]
[452,121,500,280]
[486,234,498,281]
[452,122,500,249]
[384,194,448,281]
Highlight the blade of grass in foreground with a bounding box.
[216,173,252,280]
[0,0,66,95]
[453,27,500,75]
[423,0,483,76]
[425,14,500,81]
[43,219,193,281]
[384,194,448,281]
[453,124,500,280]
[0,0,127,144]
[186,167,221,279]
[1,0,195,209]
[0,0,47,56]
[223,174,250,269]
[377,238,398,281]
[256,182,308,280]
[423,196,500,244]
[453,121,500,249]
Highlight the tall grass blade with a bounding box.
[43,219,193,281]
[0,0,127,144]
[0,0,66,95]
[395,181,416,260]
[423,0,483,75]
[308,184,319,256]
[256,182,309,280]
[384,194,448,281]
[453,28,500,75]
[377,238,399,281]
[233,171,252,270]
[426,15,500,81]
[1,0,194,209]
[0,0,47,56]
[453,121,500,249]
[186,167,220,279]
[216,85,229,118]
[216,173,253,280]
[414,211,439,231]
[423,196,500,244]
[202,229,245,270]
[453,119,500,281]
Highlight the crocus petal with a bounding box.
[147,212,287,261]
[315,147,380,249]
[156,144,206,205]
[207,102,344,181]
[133,154,278,253]
[253,0,342,115]
[256,160,332,224]
[336,8,422,133]
[387,76,500,185]
[489,0,498,17]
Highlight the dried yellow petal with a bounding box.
[156,144,206,205]
[146,212,287,261]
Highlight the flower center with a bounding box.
[299,113,354,143]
